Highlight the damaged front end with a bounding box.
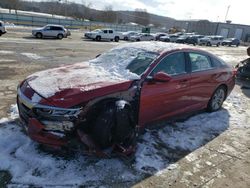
[17,87,81,150]
[17,81,139,158]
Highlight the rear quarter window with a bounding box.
[188,52,213,72]
[211,56,227,67]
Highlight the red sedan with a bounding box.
[17,42,235,156]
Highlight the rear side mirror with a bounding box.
[148,72,172,82]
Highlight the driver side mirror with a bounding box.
[147,72,172,82]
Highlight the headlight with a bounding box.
[34,106,81,119]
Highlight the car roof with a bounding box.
[45,24,64,27]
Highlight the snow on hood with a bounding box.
[27,62,130,99]
[27,42,190,98]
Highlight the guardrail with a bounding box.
[0,12,150,32]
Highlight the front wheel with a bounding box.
[91,105,136,149]
[36,32,42,39]
[207,86,226,112]
[96,36,101,41]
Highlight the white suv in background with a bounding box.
[32,24,67,39]
[0,21,7,36]
[198,36,224,46]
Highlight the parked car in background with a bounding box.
[130,33,155,41]
[84,28,121,42]
[0,20,7,36]
[122,31,139,41]
[159,35,170,42]
[154,33,168,41]
[168,34,179,42]
[17,42,235,156]
[198,36,223,46]
[176,35,190,44]
[235,58,250,88]
[186,35,204,45]
[32,24,67,39]
[222,38,240,47]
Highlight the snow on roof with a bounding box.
[28,42,193,98]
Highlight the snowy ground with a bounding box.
[0,28,250,187]
[0,88,249,187]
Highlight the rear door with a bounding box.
[187,51,218,109]
[139,51,192,126]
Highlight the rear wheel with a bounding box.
[57,34,63,40]
[36,32,42,39]
[207,86,226,112]
[0,31,2,36]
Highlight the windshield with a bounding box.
[91,47,159,77]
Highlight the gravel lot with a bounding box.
[0,27,249,187]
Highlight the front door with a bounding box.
[139,52,191,126]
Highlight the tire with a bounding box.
[36,32,42,39]
[57,34,63,40]
[124,36,128,41]
[207,86,226,112]
[0,31,2,36]
[216,43,220,47]
[91,104,135,149]
[136,39,140,42]
[114,36,119,42]
[206,42,211,46]
[96,36,101,41]
[92,106,115,148]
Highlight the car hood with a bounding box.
[26,62,133,108]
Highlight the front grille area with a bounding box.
[17,96,33,125]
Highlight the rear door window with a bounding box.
[188,52,213,72]
[109,30,113,33]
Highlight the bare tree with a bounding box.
[134,9,150,26]
[102,5,117,23]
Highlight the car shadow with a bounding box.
[236,82,250,98]
[22,36,69,40]
[240,87,250,98]
[0,108,229,187]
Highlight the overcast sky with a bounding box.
[32,0,249,25]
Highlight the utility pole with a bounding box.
[224,5,230,22]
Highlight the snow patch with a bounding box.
[0,50,15,54]
[21,53,43,60]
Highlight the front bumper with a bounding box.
[17,86,80,149]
